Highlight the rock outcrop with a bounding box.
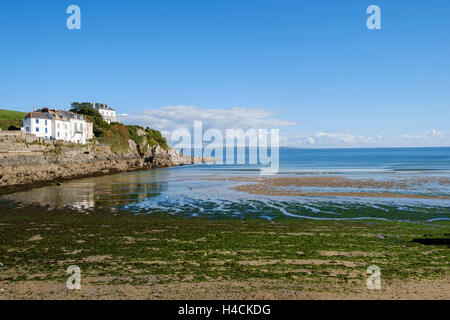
[0,131,215,194]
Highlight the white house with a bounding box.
[93,102,117,124]
[84,120,94,142]
[22,111,53,140]
[23,108,93,144]
[50,110,70,141]
[58,110,88,144]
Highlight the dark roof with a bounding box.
[48,110,67,121]
[24,112,52,120]
[58,110,84,120]
[94,103,115,111]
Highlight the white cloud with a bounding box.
[281,132,384,148]
[282,129,449,148]
[119,105,295,131]
[401,128,445,139]
[119,106,449,148]
[396,128,448,147]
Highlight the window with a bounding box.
[80,123,83,130]
[36,119,39,124]
[58,132,60,137]
[45,128,48,134]
[45,120,47,126]
[57,123,60,129]
[26,127,30,132]
[36,128,39,132]
[74,123,78,130]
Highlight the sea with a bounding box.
[2,147,450,222]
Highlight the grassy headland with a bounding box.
[0,109,27,131]
[0,105,168,153]
[0,202,448,299]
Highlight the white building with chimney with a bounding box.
[23,108,93,144]
[22,111,53,139]
[93,102,117,124]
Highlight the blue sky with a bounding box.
[1,0,449,147]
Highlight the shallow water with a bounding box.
[2,147,450,222]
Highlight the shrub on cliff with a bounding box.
[127,125,145,145]
[98,124,144,154]
[103,125,130,152]
[69,102,169,153]
[123,125,169,151]
[145,127,168,149]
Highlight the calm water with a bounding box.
[2,147,450,222]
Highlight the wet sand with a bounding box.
[1,276,449,300]
[208,176,450,200]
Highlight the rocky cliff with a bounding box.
[0,130,213,194]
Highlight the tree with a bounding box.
[70,102,110,137]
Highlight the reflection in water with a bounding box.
[1,169,170,210]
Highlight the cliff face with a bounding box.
[0,130,211,194]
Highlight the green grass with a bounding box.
[0,109,27,130]
[0,109,27,120]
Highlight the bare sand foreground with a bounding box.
[1,276,449,300]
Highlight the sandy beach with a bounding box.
[204,175,450,200]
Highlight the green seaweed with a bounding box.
[0,202,448,288]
